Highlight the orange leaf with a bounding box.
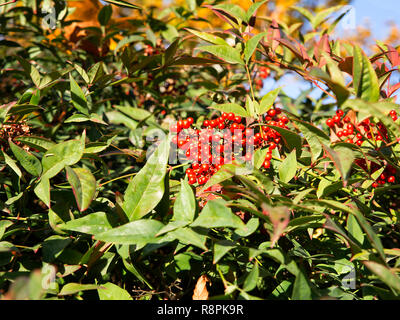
[192,275,210,300]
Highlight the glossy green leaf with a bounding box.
[244,32,267,63]
[210,103,248,117]
[292,269,312,300]
[9,140,41,176]
[173,179,196,222]
[191,199,245,230]
[123,138,170,220]
[279,149,297,183]
[363,261,400,294]
[259,88,280,115]
[198,45,244,65]
[353,46,380,102]
[59,283,99,296]
[42,135,85,179]
[60,211,114,235]
[95,219,164,245]
[98,282,132,300]
[213,240,236,264]
[243,263,259,292]
[69,74,89,115]
[66,167,97,212]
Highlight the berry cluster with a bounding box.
[171,108,290,185]
[326,109,399,146]
[326,109,399,187]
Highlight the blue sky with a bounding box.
[352,0,400,40]
[261,0,400,99]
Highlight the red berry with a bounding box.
[336,110,344,117]
[234,116,242,123]
[203,120,210,127]
[326,119,334,127]
[227,113,235,121]
[267,109,276,117]
[388,176,396,184]
[187,117,194,124]
[263,160,271,169]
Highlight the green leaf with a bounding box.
[294,119,330,162]
[69,74,89,115]
[268,126,302,157]
[60,212,114,235]
[322,144,354,185]
[123,138,170,220]
[244,32,267,63]
[213,240,236,264]
[16,56,41,88]
[259,88,280,115]
[95,219,164,245]
[246,0,268,22]
[15,136,55,153]
[347,214,365,245]
[98,5,113,26]
[243,263,259,292]
[163,38,180,66]
[353,46,380,102]
[363,261,400,294]
[168,227,207,250]
[292,269,312,300]
[173,179,196,222]
[59,283,99,296]
[212,3,247,23]
[9,140,42,176]
[66,167,97,212]
[0,220,13,241]
[103,0,141,10]
[279,149,297,183]
[291,6,314,23]
[191,199,245,230]
[98,282,132,300]
[210,103,248,117]
[2,150,22,178]
[198,45,244,65]
[34,177,50,207]
[186,29,227,45]
[42,136,85,179]
[42,235,72,263]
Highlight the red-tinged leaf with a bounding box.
[266,20,280,53]
[276,38,311,64]
[338,56,353,75]
[314,35,331,68]
[386,44,400,67]
[262,205,290,247]
[388,82,400,98]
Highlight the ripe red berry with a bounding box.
[326,119,334,127]
[267,109,276,117]
[187,117,194,125]
[227,113,235,121]
[336,110,344,117]
[263,160,271,169]
[203,120,210,127]
[388,176,396,184]
[234,116,242,123]
[188,176,197,184]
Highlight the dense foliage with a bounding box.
[1,0,400,300]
